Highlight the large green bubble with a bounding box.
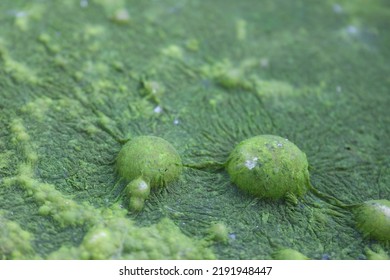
[226,135,310,199]
[116,136,182,188]
[355,199,390,242]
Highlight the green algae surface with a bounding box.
[1,0,390,260]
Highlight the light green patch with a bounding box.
[21,97,54,121]
[83,25,106,39]
[0,214,35,259]
[1,54,39,84]
[140,79,165,104]
[186,38,200,52]
[161,44,184,59]
[253,79,295,97]
[111,8,131,24]
[49,216,215,260]
[236,19,247,41]
[365,246,389,260]
[13,3,46,31]
[272,248,310,260]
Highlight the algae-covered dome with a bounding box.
[226,135,310,199]
[116,136,182,188]
[355,199,390,242]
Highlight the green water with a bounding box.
[0,0,389,259]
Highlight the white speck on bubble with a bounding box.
[245,157,258,170]
[346,25,359,35]
[277,143,283,148]
[154,105,163,114]
[376,203,390,218]
[138,181,148,191]
[90,231,107,242]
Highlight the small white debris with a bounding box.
[336,86,342,93]
[260,58,269,68]
[80,0,88,8]
[154,105,163,114]
[346,25,359,35]
[229,233,236,240]
[332,4,343,14]
[173,118,180,125]
[15,11,27,18]
[113,9,130,23]
[277,143,283,148]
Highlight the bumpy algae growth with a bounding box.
[227,135,310,199]
[49,216,215,260]
[272,248,310,260]
[0,215,35,259]
[354,200,390,242]
[116,136,182,188]
[207,222,229,243]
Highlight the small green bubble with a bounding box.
[226,135,310,199]
[129,196,145,212]
[126,178,150,199]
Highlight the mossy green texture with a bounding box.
[271,248,309,260]
[49,217,215,260]
[116,136,182,188]
[1,0,389,260]
[227,135,310,199]
[355,200,390,242]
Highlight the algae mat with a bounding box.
[0,0,389,260]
